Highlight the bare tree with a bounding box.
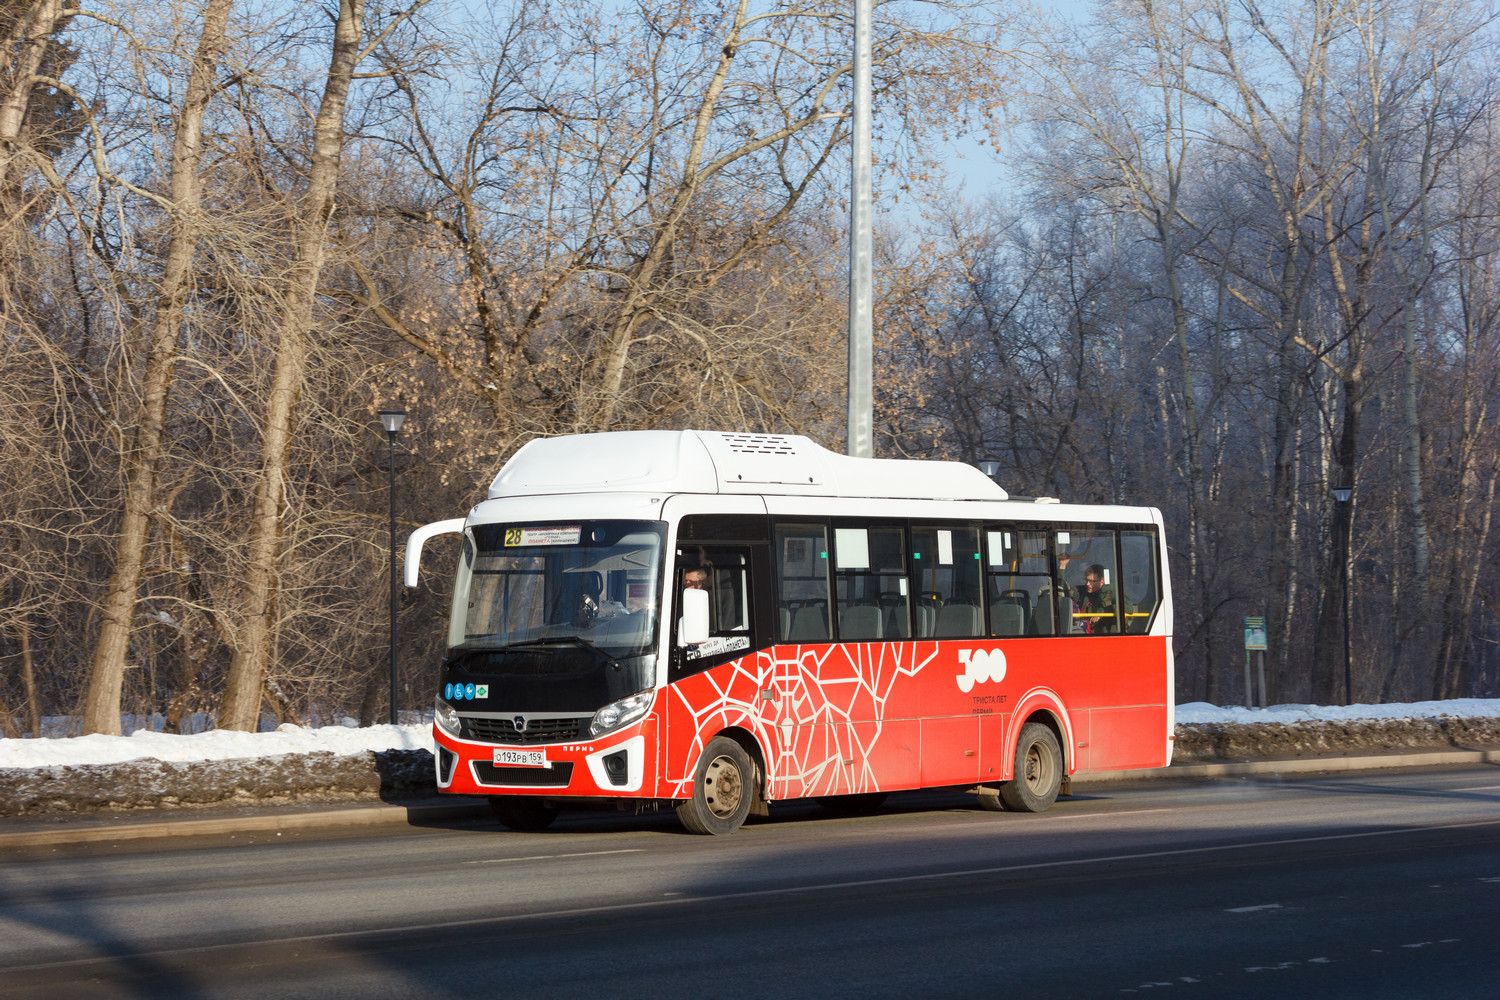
[218,0,432,731]
[79,0,233,735]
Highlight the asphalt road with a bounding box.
[1,764,1498,999]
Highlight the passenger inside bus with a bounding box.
[680,557,752,637]
[1074,563,1116,634]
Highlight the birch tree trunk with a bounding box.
[217,0,367,731]
[79,0,233,735]
[0,0,62,181]
[0,0,64,312]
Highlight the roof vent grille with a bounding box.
[720,433,798,456]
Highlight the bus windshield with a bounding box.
[448,519,666,659]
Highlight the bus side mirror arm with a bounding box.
[405,518,465,588]
[678,588,710,646]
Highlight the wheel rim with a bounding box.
[1022,739,1053,793]
[703,753,744,819]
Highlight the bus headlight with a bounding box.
[589,692,653,736]
[434,697,461,737]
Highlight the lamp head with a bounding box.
[1331,486,1352,504]
[377,409,406,435]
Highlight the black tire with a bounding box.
[816,792,889,815]
[997,721,1063,813]
[488,795,559,831]
[676,736,755,835]
[975,785,1007,812]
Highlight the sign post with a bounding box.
[1243,616,1267,708]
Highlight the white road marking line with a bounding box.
[1050,808,1175,821]
[464,849,644,865]
[1226,903,1282,913]
[904,808,1175,835]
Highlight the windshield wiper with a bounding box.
[504,636,595,649]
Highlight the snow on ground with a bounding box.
[2,699,1499,771]
[1174,699,1500,725]
[0,722,434,770]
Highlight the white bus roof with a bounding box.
[487,430,1009,502]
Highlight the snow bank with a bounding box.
[4,699,1499,771]
[1176,699,1500,725]
[0,722,433,770]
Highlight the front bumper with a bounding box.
[433,716,654,797]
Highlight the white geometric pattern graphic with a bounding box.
[665,641,944,800]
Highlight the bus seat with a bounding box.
[883,603,911,639]
[934,603,982,638]
[913,603,936,638]
[990,601,1025,637]
[994,590,1031,635]
[838,604,883,640]
[789,604,829,642]
[1032,598,1054,636]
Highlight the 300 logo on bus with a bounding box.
[956,649,1007,693]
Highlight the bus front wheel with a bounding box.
[996,722,1063,813]
[677,736,754,835]
[489,795,559,831]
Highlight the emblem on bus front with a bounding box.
[513,716,527,732]
[956,649,1006,693]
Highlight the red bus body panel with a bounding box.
[660,634,1169,801]
[435,634,1167,802]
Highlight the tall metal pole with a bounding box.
[1333,486,1353,706]
[378,409,405,725]
[1343,514,1353,707]
[846,0,873,459]
[387,432,399,725]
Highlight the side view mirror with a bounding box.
[678,587,710,646]
[404,518,465,587]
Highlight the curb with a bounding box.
[1073,748,1500,785]
[0,800,489,849]
[3,749,1497,849]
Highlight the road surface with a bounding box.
[2,764,1498,998]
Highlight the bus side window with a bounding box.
[775,523,830,642]
[1119,530,1160,632]
[678,551,752,637]
[833,525,909,641]
[986,528,1049,637]
[912,526,982,638]
[1058,530,1120,635]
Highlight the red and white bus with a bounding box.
[405,430,1173,834]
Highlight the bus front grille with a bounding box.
[460,716,588,745]
[472,762,575,787]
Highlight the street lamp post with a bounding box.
[1332,485,1353,706]
[378,408,406,725]
[847,0,872,460]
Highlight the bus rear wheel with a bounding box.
[488,795,559,831]
[677,736,754,835]
[996,722,1063,813]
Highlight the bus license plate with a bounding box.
[493,748,547,767]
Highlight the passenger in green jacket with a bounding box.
[1073,563,1117,633]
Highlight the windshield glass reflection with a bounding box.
[449,520,665,659]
